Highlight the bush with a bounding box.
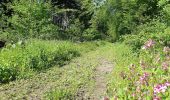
[0,39,105,83]
[62,18,83,41]
[3,0,59,42]
[0,39,80,83]
[121,20,170,51]
[0,66,17,83]
[90,1,119,41]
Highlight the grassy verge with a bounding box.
[107,40,170,99]
[0,39,105,83]
[45,42,113,100]
[107,43,139,99]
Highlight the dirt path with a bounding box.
[92,59,113,100]
[76,58,114,100]
[0,45,114,100]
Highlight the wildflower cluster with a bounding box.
[154,82,170,95]
[139,72,149,85]
[142,39,155,50]
[113,39,170,99]
[162,62,169,71]
[163,47,170,53]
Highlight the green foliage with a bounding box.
[0,39,80,83]
[89,0,170,41]
[45,42,111,100]
[107,43,139,97]
[49,0,95,41]
[108,40,170,99]
[161,3,170,25]
[90,0,116,41]
[0,65,17,83]
[78,0,94,28]
[90,0,136,41]
[0,38,106,83]
[121,20,170,51]
[3,0,59,42]
[65,0,95,41]
[63,18,83,41]
[1,0,170,42]
[47,88,75,100]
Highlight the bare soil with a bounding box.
[76,58,113,100]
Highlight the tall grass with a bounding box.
[108,40,170,99]
[0,39,106,83]
[0,39,80,83]
[107,43,139,96]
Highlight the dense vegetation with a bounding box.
[1,0,170,99]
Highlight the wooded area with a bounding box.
[1,0,170,99]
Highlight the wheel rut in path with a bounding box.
[92,59,113,100]
[78,58,114,100]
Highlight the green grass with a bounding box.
[107,41,170,99]
[0,39,105,83]
[0,41,114,99]
[45,42,113,100]
[106,43,139,98]
[4,40,162,99]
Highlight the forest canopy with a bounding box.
[0,0,169,42]
[1,0,170,99]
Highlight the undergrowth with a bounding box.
[108,39,170,99]
[45,42,112,100]
[0,39,105,83]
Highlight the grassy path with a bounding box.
[90,59,113,100]
[0,43,115,100]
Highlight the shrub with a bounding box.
[121,20,170,51]
[0,66,17,83]
[62,18,83,41]
[0,39,80,83]
[3,0,59,42]
[90,1,119,41]
[0,39,105,83]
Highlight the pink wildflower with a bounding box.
[163,46,170,53]
[103,97,109,100]
[165,82,170,86]
[153,96,161,100]
[143,72,149,77]
[139,72,149,85]
[166,55,170,61]
[162,62,169,71]
[154,82,170,95]
[142,39,155,50]
[132,93,136,97]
